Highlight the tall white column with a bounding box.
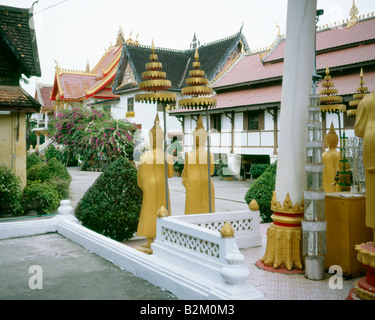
[276,0,316,204]
[260,0,317,271]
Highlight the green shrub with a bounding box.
[49,177,71,200]
[26,153,43,170]
[0,166,23,216]
[22,181,60,215]
[45,145,78,167]
[250,163,270,179]
[245,162,277,223]
[75,156,142,241]
[27,157,71,184]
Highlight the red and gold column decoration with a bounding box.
[259,192,304,271]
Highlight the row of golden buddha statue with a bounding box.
[136,114,215,253]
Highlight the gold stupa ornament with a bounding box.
[178,48,216,109]
[135,41,177,104]
[320,66,346,114]
[348,68,369,117]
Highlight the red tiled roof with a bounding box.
[265,17,375,63]
[35,85,53,109]
[213,53,284,88]
[93,88,120,100]
[172,70,375,113]
[51,45,122,101]
[214,85,282,109]
[214,30,375,89]
[317,42,375,69]
[317,69,375,96]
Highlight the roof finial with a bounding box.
[85,59,90,72]
[116,26,124,46]
[190,31,200,50]
[194,47,199,61]
[276,22,281,37]
[347,0,359,28]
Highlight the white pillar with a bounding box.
[275,0,317,205]
[260,0,317,271]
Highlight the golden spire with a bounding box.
[348,68,369,116]
[348,0,359,28]
[195,114,205,130]
[150,114,161,137]
[194,47,199,61]
[151,39,155,54]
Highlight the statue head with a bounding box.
[192,115,207,148]
[148,114,164,149]
[325,122,339,149]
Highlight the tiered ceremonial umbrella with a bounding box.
[135,41,177,212]
[320,66,349,191]
[320,66,346,138]
[178,48,216,212]
[347,68,369,117]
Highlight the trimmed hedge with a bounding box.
[250,163,270,179]
[26,153,43,170]
[22,181,60,215]
[75,156,142,242]
[0,166,23,216]
[245,162,277,223]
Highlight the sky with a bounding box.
[1,0,374,94]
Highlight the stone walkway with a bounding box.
[0,166,360,300]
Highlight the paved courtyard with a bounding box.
[0,166,360,300]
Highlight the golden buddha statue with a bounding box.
[322,122,341,193]
[182,115,215,214]
[136,115,174,249]
[354,91,375,243]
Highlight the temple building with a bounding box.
[169,10,375,178]
[32,82,53,148]
[50,28,125,114]
[0,4,41,187]
[112,29,249,141]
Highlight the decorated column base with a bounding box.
[257,192,304,272]
[347,242,375,300]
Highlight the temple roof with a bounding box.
[51,45,122,102]
[212,16,375,90]
[113,30,249,93]
[171,15,375,115]
[0,85,41,112]
[35,83,53,111]
[0,4,41,78]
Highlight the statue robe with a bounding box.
[354,91,375,229]
[137,149,173,239]
[182,148,215,214]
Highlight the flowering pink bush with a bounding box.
[50,108,137,168]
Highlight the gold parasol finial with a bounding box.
[194,47,199,61]
[151,39,155,54]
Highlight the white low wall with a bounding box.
[0,210,264,300]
